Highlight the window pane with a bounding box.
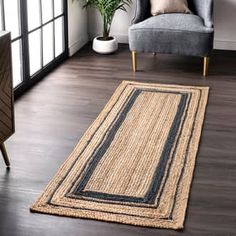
[4,0,21,39]
[55,17,64,57]
[0,2,3,30]
[54,0,63,16]
[42,0,53,24]
[43,23,53,66]
[11,40,23,87]
[27,0,41,31]
[29,30,42,75]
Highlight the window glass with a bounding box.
[43,23,54,66]
[29,30,42,75]
[54,0,63,16]
[0,3,3,30]
[27,0,41,31]
[11,39,23,87]
[42,0,53,23]
[4,0,21,39]
[55,17,64,57]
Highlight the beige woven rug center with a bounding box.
[31,81,209,229]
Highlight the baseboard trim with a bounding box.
[113,34,129,44]
[214,39,236,51]
[69,35,89,56]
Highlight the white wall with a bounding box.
[88,0,236,50]
[214,0,236,50]
[67,0,89,56]
[88,6,135,43]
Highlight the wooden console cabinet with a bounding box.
[0,31,14,167]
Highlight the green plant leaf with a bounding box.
[81,0,132,39]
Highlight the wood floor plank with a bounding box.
[0,44,236,235]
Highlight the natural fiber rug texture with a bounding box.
[31,81,209,229]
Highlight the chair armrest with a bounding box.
[191,0,214,28]
[132,0,151,24]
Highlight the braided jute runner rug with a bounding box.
[31,81,209,230]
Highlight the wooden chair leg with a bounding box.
[203,57,210,77]
[0,143,10,167]
[132,51,137,72]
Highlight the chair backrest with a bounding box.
[134,0,213,27]
[144,0,152,19]
[187,0,214,27]
[146,0,205,18]
[138,0,200,19]
[187,0,197,14]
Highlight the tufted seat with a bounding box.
[129,13,214,56]
[128,0,214,76]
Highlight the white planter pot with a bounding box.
[92,36,118,54]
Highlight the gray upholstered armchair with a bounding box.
[128,0,214,76]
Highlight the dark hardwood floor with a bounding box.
[0,44,236,236]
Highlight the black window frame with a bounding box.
[0,0,69,98]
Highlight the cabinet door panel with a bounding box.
[0,34,11,72]
[0,70,14,143]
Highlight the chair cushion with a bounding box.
[151,0,191,16]
[130,14,213,33]
[129,14,214,56]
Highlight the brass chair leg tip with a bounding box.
[203,57,210,77]
[132,51,137,72]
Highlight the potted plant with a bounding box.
[83,0,132,54]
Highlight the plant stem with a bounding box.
[103,15,109,40]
